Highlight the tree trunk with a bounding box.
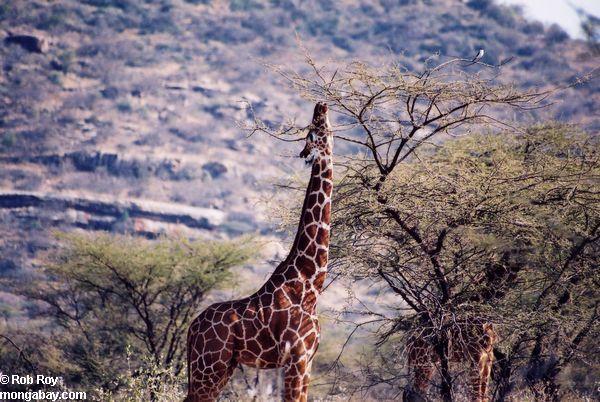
[492,348,513,401]
[435,333,453,402]
[525,333,561,401]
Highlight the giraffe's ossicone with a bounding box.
[185,102,333,402]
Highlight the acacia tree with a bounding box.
[333,126,599,400]
[248,55,598,400]
[3,232,255,391]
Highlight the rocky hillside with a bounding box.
[0,0,598,299]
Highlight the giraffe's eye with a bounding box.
[308,132,316,142]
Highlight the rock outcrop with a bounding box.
[202,161,228,179]
[0,191,225,233]
[0,151,197,181]
[4,31,49,53]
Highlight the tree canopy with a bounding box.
[2,232,256,392]
[327,125,600,400]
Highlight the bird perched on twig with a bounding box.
[463,49,485,66]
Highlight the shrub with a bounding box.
[546,23,570,44]
[0,132,16,150]
[93,349,186,401]
[48,72,62,86]
[116,101,132,113]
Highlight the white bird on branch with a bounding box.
[463,49,485,66]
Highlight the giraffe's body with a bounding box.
[186,102,333,402]
[404,322,497,402]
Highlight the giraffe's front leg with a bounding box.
[470,349,494,402]
[471,323,496,402]
[283,357,310,402]
[299,358,314,402]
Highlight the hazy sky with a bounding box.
[497,0,600,38]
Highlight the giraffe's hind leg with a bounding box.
[470,324,496,402]
[186,362,235,402]
[403,361,433,402]
[404,338,434,402]
[186,317,236,402]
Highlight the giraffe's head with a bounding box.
[299,102,333,164]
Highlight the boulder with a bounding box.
[101,86,119,99]
[202,161,227,179]
[4,31,49,53]
[0,259,18,274]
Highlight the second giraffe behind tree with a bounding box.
[185,102,334,402]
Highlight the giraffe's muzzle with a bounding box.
[299,144,311,159]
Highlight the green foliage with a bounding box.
[0,2,15,22]
[57,51,75,73]
[336,124,599,282]
[139,13,180,35]
[82,0,137,11]
[3,232,256,390]
[331,124,600,398]
[116,100,132,113]
[1,132,16,150]
[48,72,62,86]
[230,0,264,12]
[93,348,186,401]
[35,10,69,31]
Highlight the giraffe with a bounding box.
[185,102,333,402]
[402,252,520,401]
[403,321,497,402]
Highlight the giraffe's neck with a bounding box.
[272,154,333,295]
[291,155,333,259]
